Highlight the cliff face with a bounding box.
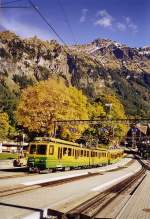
[0,31,150,117]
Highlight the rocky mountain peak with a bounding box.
[0,31,150,117]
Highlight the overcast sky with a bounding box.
[0,0,149,47]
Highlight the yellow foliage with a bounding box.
[99,92,128,139]
[102,93,126,119]
[88,103,106,119]
[0,112,10,140]
[16,79,89,140]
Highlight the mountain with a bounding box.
[0,31,150,121]
[71,38,150,72]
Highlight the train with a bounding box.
[27,137,124,172]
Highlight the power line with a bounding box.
[2,0,25,5]
[0,6,29,8]
[1,0,30,8]
[4,0,104,86]
[28,0,68,47]
[57,0,77,45]
[28,0,81,87]
[27,0,84,86]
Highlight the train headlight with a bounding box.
[39,159,45,162]
[28,158,34,162]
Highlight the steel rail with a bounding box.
[47,161,146,219]
[0,171,103,198]
[65,167,146,219]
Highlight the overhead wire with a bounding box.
[0,6,29,8]
[2,0,105,69]
[56,0,80,88]
[2,0,107,133]
[2,0,104,88]
[2,0,24,5]
[57,0,77,45]
[28,0,81,86]
[56,0,104,85]
[28,0,68,47]
[1,0,30,8]
[0,0,30,9]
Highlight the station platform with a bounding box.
[0,156,133,187]
[118,171,150,219]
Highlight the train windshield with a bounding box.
[37,145,47,155]
[30,144,36,154]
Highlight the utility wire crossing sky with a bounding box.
[0,0,149,47]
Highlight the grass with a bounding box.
[0,153,18,160]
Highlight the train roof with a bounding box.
[32,138,124,152]
[32,138,108,150]
[33,137,81,147]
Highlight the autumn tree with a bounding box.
[0,112,10,140]
[99,92,128,141]
[16,79,90,140]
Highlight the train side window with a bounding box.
[49,145,54,155]
[68,148,72,156]
[75,150,77,158]
[81,150,83,157]
[63,148,68,156]
[76,150,78,158]
[84,150,86,157]
[87,151,89,157]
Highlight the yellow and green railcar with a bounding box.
[27,138,124,172]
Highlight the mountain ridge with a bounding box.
[0,31,150,120]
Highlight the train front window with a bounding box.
[37,145,47,155]
[30,145,36,154]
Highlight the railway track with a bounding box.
[0,172,36,180]
[0,171,103,198]
[0,158,148,219]
[0,158,136,197]
[48,159,147,219]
